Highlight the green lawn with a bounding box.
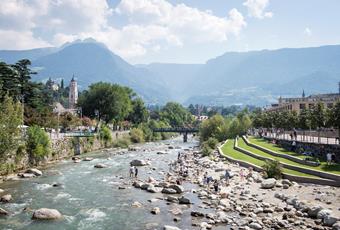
[240,138,340,175]
[220,140,319,178]
[249,136,305,159]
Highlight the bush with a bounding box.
[205,137,219,149]
[130,128,145,143]
[201,144,213,156]
[100,125,112,147]
[262,160,282,179]
[26,126,51,164]
[112,136,131,148]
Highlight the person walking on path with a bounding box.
[213,180,219,194]
[224,169,230,186]
[239,168,245,181]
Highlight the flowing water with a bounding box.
[0,137,226,230]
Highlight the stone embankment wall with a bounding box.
[0,136,104,177]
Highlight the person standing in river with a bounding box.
[134,167,138,178]
[129,166,134,177]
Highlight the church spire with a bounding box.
[302,89,305,98]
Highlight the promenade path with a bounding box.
[264,133,339,145]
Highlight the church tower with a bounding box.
[68,76,78,109]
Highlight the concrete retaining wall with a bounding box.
[218,140,340,187]
[243,136,319,167]
[234,138,340,184]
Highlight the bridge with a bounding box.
[152,127,199,142]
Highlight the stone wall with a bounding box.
[0,136,104,176]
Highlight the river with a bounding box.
[0,137,217,230]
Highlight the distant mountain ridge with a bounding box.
[1,40,339,106]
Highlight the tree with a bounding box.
[0,95,23,161]
[199,114,226,142]
[128,98,149,125]
[60,79,64,89]
[26,125,50,164]
[330,101,340,140]
[78,82,132,123]
[160,102,193,127]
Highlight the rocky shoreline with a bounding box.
[125,146,340,230]
[0,141,339,230]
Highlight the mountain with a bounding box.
[1,41,340,106]
[138,63,203,102]
[182,45,340,106]
[0,39,169,104]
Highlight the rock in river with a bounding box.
[130,159,148,166]
[0,194,12,203]
[94,163,108,168]
[168,184,184,194]
[179,196,191,205]
[32,208,62,220]
[151,207,160,215]
[162,188,177,194]
[163,225,181,230]
[25,168,43,176]
[0,207,9,215]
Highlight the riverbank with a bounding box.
[0,137,339,229]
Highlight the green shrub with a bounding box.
[112,136,131,148]
[100,125,112,147]
[26,126,50,164]
[262,160,282,179]
[130,128,145,143]
[201,144,213,156]
[205,137,219,149]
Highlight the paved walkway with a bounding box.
[264,133,339,145]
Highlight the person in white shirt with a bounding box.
[327,153,332,165]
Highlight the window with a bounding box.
[299,104,306,109]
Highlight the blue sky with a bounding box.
[0,0,339,64]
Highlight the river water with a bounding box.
[0,137,219,230]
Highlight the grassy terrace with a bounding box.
[249,136,305,159]
[220,140,320,178]
[239,138,340,175]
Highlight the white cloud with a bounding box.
[304,27,312,36]
[243,0,273,19]
[0,30,51,50]
[0,0,247,59]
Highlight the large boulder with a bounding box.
[19,173,36,178]
[163,225,181,230]
[151,207,160,215]
[32,208,62,220]
[147,185,161,193]
[317,209,332,219]
[94,163,108,168]
[249,222,263,230]
[166,196,178,203]
[261,178,276,189]
[83,157,93,161]
[333,221,340,230]
[308,205,323,218]
[162,188,177,194]
[323,215,338,226]
[0,194,12,202]
[168,184,184,194]
[0,207,9,215]
[178,196,191,205]
[130,160,148,166]
[26,168,42,176]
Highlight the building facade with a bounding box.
[68,77,78,109]
[267,83,340,114]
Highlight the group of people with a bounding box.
[202,166,254,194]
[129,165,138,178]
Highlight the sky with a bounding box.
[0,0,339,64]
